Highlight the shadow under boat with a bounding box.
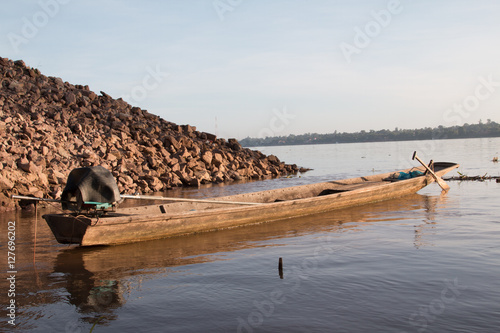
[52,191,444,324]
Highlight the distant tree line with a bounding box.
[240,120,500,147]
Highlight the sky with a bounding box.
[2,0,500,140]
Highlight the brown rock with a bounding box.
[164,135,181,150]
[118,175,134,186]
[202,132,217,142]
[176,147,191,159]
[51,186,63,199]
[229,170,243,180]
[48,169,66,185]
[37,172,49,187]
[53,77,64,87]
[0,174,15,190]
[0,193,18,212]
[212,171,225,183]
[170,173,183,187]
[201,151,213,165]
[267,154,280,165]
[100,91,112,99]
[194,170,211,183]
[17,157,33,173]
[64,92,77,106]
[212,153,224,167]
[147,155,160,168]
[8,80,23,92]
[228,138,242,151]
[188,177,201,187]
[41,145,49,155]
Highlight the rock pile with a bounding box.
[0,57,299,212]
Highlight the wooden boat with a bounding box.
[42,162,458,246]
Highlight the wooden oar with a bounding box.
[120,194,262,206]
[11,195,63,203]
[412,151,450,191]
[12,194,262,206]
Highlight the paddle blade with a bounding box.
[436,177,450,191]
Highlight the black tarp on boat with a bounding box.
[61,166,121,210]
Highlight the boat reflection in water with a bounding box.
[52,192,444,325]
[53,251,123,323]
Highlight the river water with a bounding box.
[1,138,499,332]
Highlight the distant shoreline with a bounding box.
[240,121,500,147]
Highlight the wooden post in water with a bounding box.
[278,257,283,279]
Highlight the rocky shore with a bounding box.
[0,57,299,212]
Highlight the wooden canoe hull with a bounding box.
[43,162,458,246]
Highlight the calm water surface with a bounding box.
[1,138,499,332]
